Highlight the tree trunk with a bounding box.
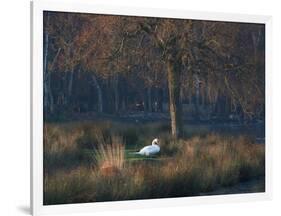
[194,73,200,120]
[143,89,148,112]
[158,88,163,112]
[167,57,183,139]
[48,81,54,113]
[43,30,49,111]
[113,75,119,113]
[252,30,261,64]
[91,74,103,113]
[120,78,127,112]
[147,86,152,112]
[43,13,54,114]
[67,68,75,107]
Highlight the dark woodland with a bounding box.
[43,11,265,205]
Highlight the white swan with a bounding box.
[133,138,160,156]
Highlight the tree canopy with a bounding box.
[43,11,265,138]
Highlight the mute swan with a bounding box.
[133,138,160,156]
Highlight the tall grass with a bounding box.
[43,122,265,205]
[43,124,85,173]
[94,135,125,176]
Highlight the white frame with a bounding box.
[31,0,273,215]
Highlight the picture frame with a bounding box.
[31,0,272,215]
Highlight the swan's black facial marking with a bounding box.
[152,138,159,145]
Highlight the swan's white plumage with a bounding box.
[136,138,160,156]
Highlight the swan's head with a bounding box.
[152,138,159,146]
